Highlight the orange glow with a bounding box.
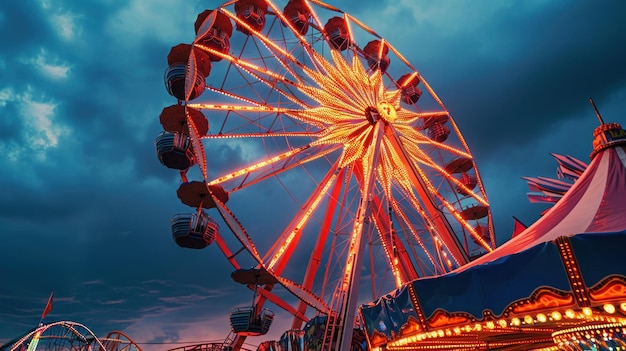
[589,276,626,301]
[267,172,337,270]
[603,303,616,314]
[510,289,575,314]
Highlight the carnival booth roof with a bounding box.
[359,121,626,350]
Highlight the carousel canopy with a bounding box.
[359,122,626,350]
[461,142,626,272]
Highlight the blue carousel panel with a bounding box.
[303,315,328,351]
[279,329,304,351]
[569,231,626,288]
[360,285,417,341]
[412,241,571,319]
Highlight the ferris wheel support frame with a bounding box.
[332,121,384,350]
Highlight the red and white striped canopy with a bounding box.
[458,143,626,272]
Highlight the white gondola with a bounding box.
[171,210,219,249]
[155,131,196,170]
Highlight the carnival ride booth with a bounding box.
[359,121,626,350]
[230,268,277,336]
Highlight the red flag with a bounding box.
[41,292,53,320]
[511,216,527,238]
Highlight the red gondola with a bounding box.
[456,172,477,195]
[155,131,196,170]
[324,16,350,51]
[427,122,450,142]
[363,40,390,73]
[283,0,311,35]
[165,44,211,101]
[471,224,490,246]
[234,0,268,35]
[396,73,422,104]
[194,10,233,62]
[159,104,208,136]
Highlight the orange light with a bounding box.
[537,313,547,323]
[604,304,616,314]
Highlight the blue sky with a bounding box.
[1,0,626,350]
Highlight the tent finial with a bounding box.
[589,98,605,125]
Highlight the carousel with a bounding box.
[359,117,626,350]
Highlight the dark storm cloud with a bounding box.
[1,0,626,350]
[422,2,626,158]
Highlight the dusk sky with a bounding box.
[1,1,626,350]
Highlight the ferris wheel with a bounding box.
[156,0,495,349]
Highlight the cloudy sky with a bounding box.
[1,0,626,350]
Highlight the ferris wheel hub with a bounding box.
[364,102,396,124]
[377,101,397,123]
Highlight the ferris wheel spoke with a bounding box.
[367,194,414,286]
[264,159,341,272]
[203,131,320,139]
[212,194,263,264]
[401,163,494,254]
[277,276,331,314]
[196,43,306,106]
[390,198,442,275]
[203,85,307,110]
[382,124,470,265]
[395,182,461,271]
[353,163,418,285]
[405,143,489,207]
[391,169,448,272]
[207,142,341,192]
[219,8,307,83]
[399,110,449,126]
[290,166,347,328]
[332,122,384,350]
[401,146,494,251]
[254,285,309,323]
[394,123,473,159]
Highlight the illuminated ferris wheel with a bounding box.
[156,0,495,349]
